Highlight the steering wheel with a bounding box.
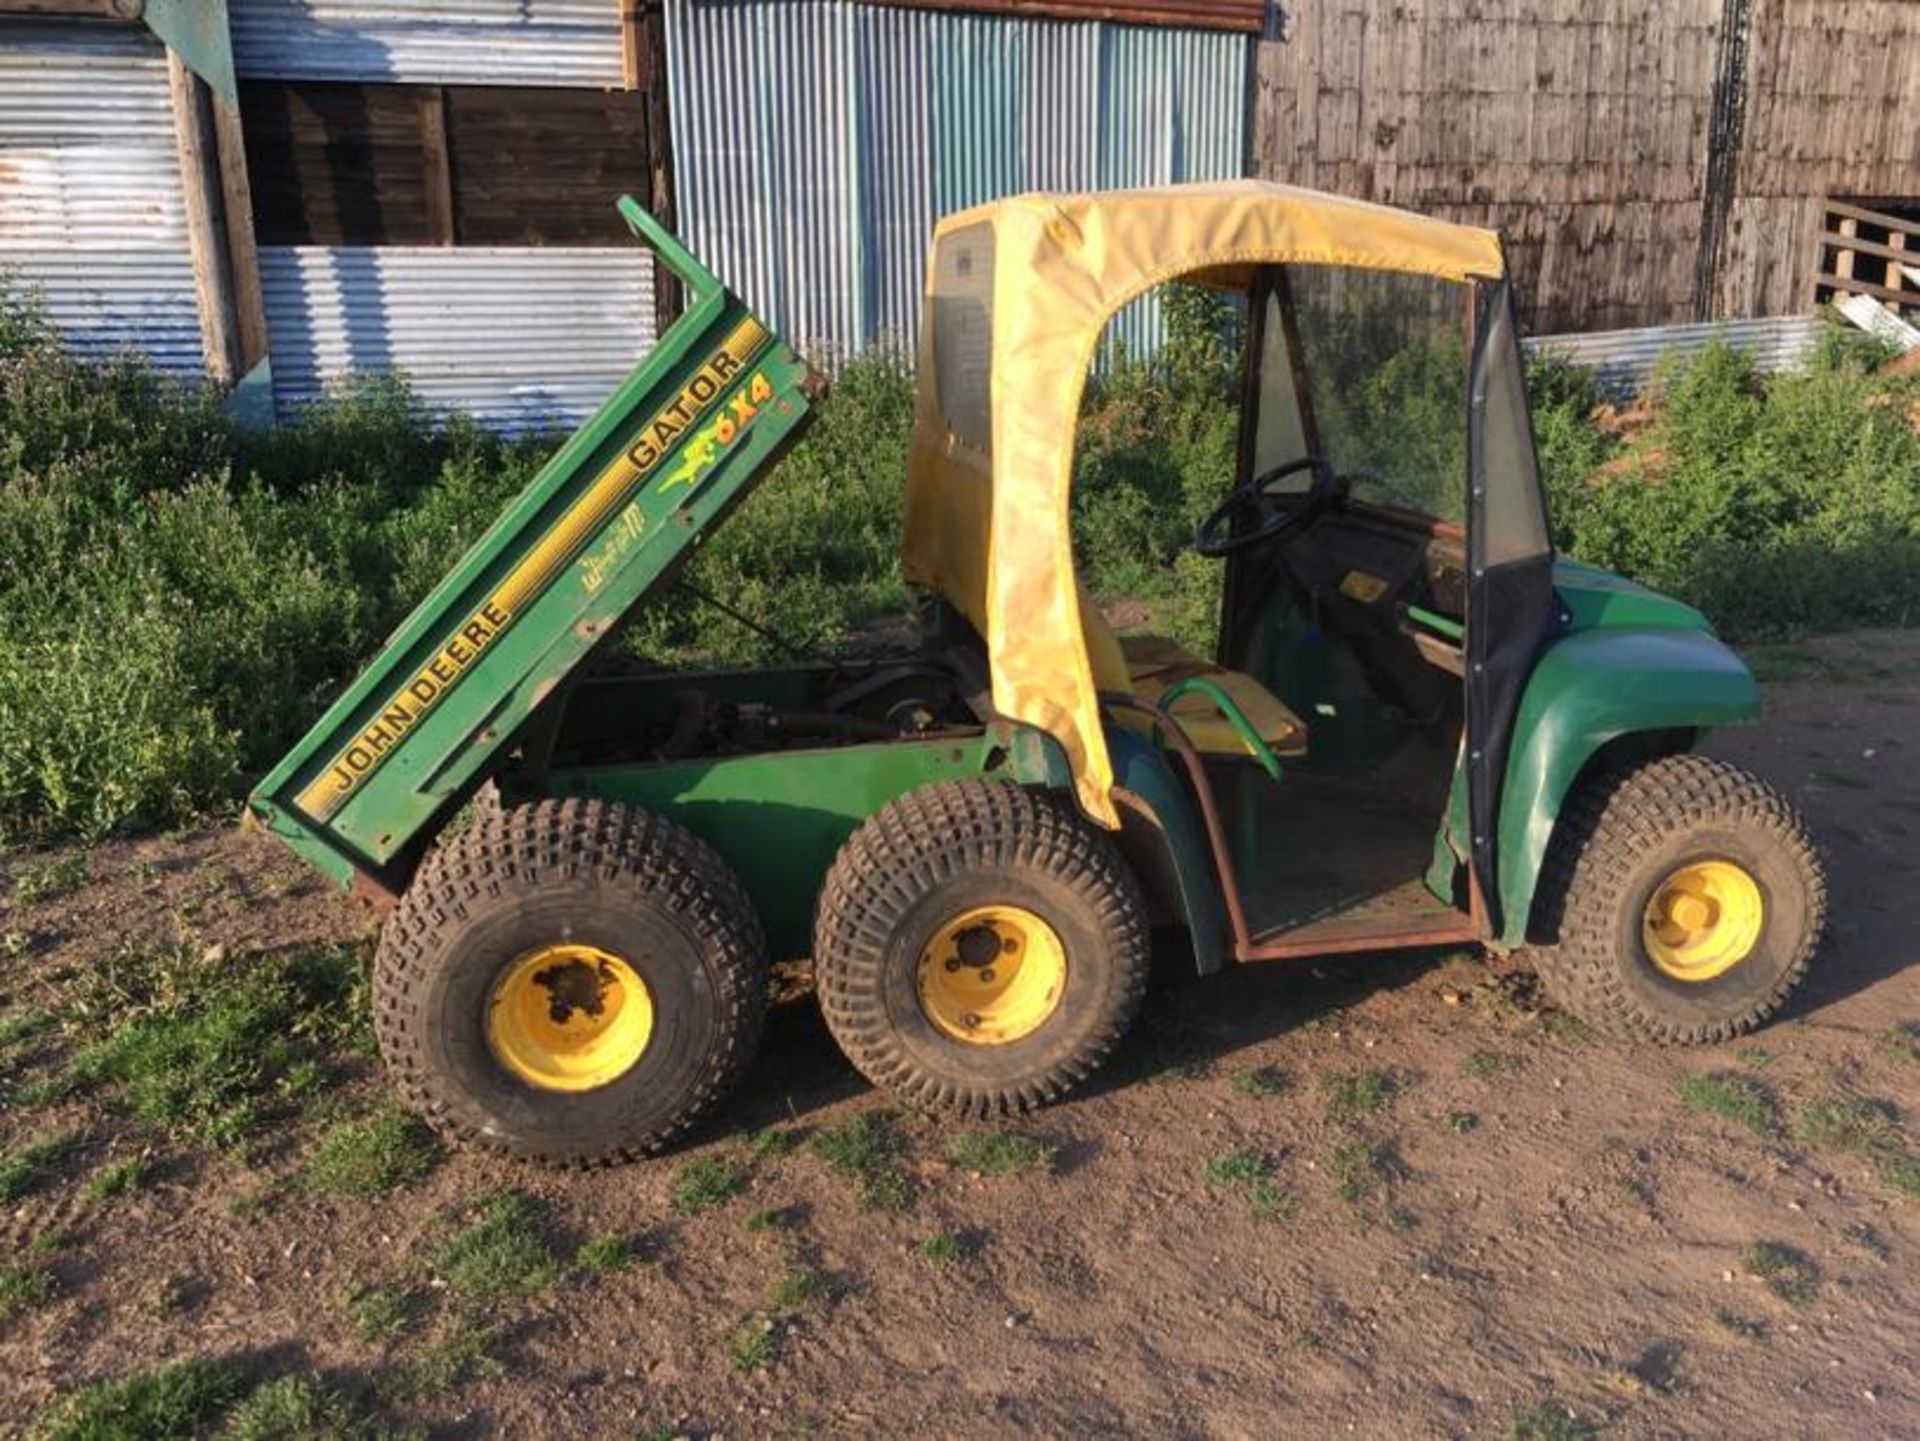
[1193,455,1338,557]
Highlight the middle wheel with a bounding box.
[813,780,1150,1115]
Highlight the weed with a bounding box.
[344,1283,414,1344]
[1840,1221,1890,1261]
[1678,1072,1779,1135]
[301,1105,438,1196]
[670,1155,744,1215]
[0,1006,51,1049]
[1737,1045,1773,1068]
[83,1157,150,1202]
[748,1125,805,1160]
[0,1261,55,1319]
[1204,1148,1271,1187]
[0,1130,80,1202]
[1229,1065,1287,1097]
[395,1318,503,1397]
[32,1360,247,1441]
[221,1374,410,1441]
[946,1129,1054,1178]
[427,1191,562,1303]
[726,1315,778,1371]
[1540,1011,1592,1044]
[1245,1178,1298,1223]
[809,1113,913,1211]
[1459,1050,1506,1081]
[1793,1097,1898,1153]
[915,1232,964,1266]
[13,855,86,904]
[1440,1111,1477,1134]
[1878,1024,1920,1063]
[766,1258,830,1312]
[744,1207,791,1234]
[1326,1137,1403,1213]
[1712,1307,1766,1341]
[1323,1069,1398,1123]
[1504,1400,1597,1440]
[575,1234,639,1275]
[1743,1242,1819,1306]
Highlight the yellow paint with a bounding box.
[486,944,654,1092]
[916,905,1067,1046]
[296,316,769,821]
[1339,570,1391,603]
[900,181,1505,826]
[1643,859,1765,982]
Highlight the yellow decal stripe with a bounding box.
[296,317,770,823]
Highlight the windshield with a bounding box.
[1252,266,1469,527]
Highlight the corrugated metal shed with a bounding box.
[0,22,203,376]
[259,246,656,430]
[1525,313,1824,398]
[876,0,1267,32]
[228,0,624,87]
[666,0,1247,359]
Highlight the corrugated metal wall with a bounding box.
[0,22,203,376]
[1525,314,1823,399]
[666,0,1248,359]
[259,247,655,430]
[229,0,625,87]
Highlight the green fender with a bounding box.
[1496,625,1761,945]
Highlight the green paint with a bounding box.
[223,356,275,432]
[554,734,1015,956]
[1107,728,1227,973]
[144,0,237,102]
[1403,604,1464,641]
[1155,676,1284,780]
[249,199,822,888]
[1552,557,1713,632]
[1495,621,1759,945]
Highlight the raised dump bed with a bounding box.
[248,199,824,897]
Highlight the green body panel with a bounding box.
[1107,728,1229,973]
[249,199,821,889]
[549,732,1017,957]
[1551,557,1715,632]
[1494,597,1760,946]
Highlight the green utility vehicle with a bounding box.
[250,183,1825,1165]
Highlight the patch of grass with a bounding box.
[1878,1023,1920,1063]
[1504,1400,1597,1440]
[1539,1010,1592,1044]
[726,1315,778,1372]
[945,1129,1054,1178]
[0,1006,52,1050]
[748,1125,805,1160]
[1228,1065,1287,1097]
[1323,1069,1398,1123]
[343,1283,414,1345]
[83,1157,150,1202]
[1678,1071,1779,1135]
[69,944,367,1147]
[744,1206,791,1234]
[669,1155,744,1215]
[1245,1177,1298,1223]
[13,854,86,904]
[426,1190,562,1303]
[220,1374,410,1441]
[1204,1148,1271,1187]
[1459,1050,1507,1081]
[1742,1241,1819,1306]
[1712,1307,1766,1341]
[1737,1045,1773,1068]
[809,1112,913,1211]
[915,1232,964,1266]
[1840,1221,1889,1261]
[33,1359,247,1441]
[1325,1137,1407,1228]
[0,1129,80,1202]
[574,1233,639,1275]
[765,1258,830,1312]
[1440,1111,1477,1134]
[0,1261,55,1319]
[1793,1096,1900,1153]
[394,1318,503,1398]
[301,1105,437,1196]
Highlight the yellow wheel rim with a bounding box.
[916,905,1067,1046]
[486,944,653,1092]
[1642,859,1765,982]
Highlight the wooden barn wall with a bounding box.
[1250,0,1920,333]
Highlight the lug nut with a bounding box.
[944,958,961,972]
[979,969,996,983]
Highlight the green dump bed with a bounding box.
[248,200,823,893]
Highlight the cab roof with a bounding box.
[900,180,1505,826]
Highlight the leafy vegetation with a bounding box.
[32,1360,248,1441]
[425,1190,563,1303]
[0,1130,80,1202]
[669,1155,744,1216]
[1742,1241,1819,1306]
[944,1129,1055,1178]
[300,1104,439,1196]
[808,1112,913,1211]
[1677,1071,1779,1136]
[3,274,1917,844]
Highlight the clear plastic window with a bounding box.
[929,222,996,452]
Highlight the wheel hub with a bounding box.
[916,905,1067,1046]
[486,944,654,1091]
[1642,860,1764,982]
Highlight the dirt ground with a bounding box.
[3,628,1919,1439]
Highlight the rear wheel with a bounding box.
[373,798,766,1165]
[813,780,1149,1115]
[1529,753,1825,1044]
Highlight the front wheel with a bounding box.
[1528,753,1826,1044]
[813,781,1150,1115]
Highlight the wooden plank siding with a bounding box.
[1250,0,1920,333]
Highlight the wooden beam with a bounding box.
[419,86,455,246]
[1820,271,1920,313]
[1826,198,1920,241]
[637,1,680,337]
[619,0,644,91]
[169,52,241,386]
[209,91,268,374]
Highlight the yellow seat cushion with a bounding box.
[1118,635,1309,760]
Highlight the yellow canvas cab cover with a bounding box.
[901,179,1506,825]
